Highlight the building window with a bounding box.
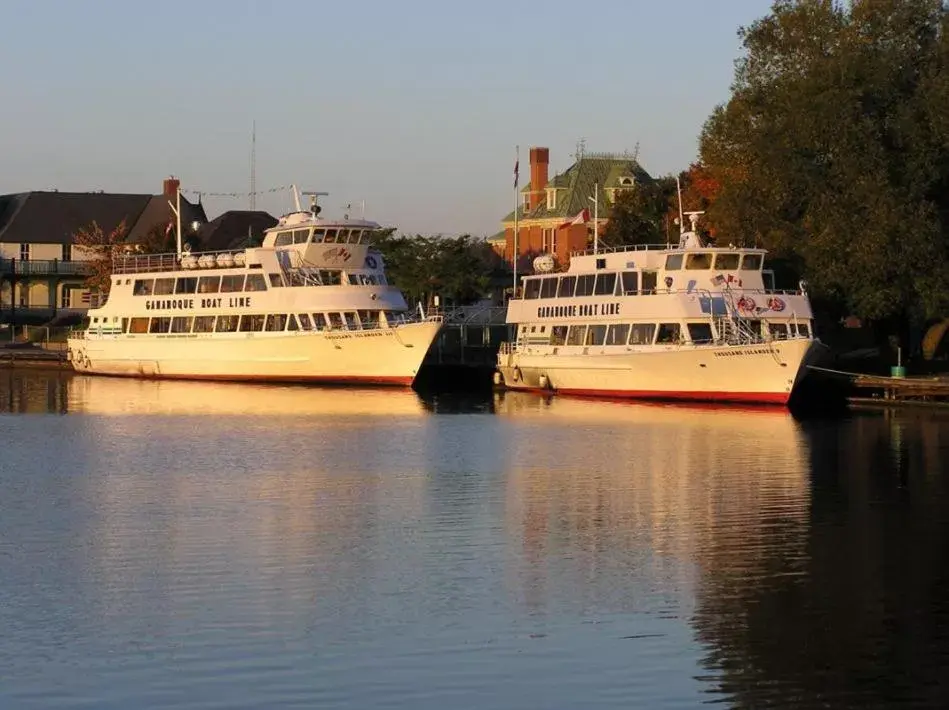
[62,244,72,261]
[522,195,530,211]
[19,244,30,261]
[546,189,557,210]
[542,228,555,253]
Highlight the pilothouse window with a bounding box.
[557,276,576,298]
[575,274,595,297]
[621,271,638,295]
[686,253,712,270]
[593,272,616,296]
[741,254,763,271]
[540,277,557,299]
[524,279,541,299]
[714,253,740,270]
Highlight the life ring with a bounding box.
[512,366,522,382]
[736,296,757,314]
[768,296,786,312]
[365,255,378,269]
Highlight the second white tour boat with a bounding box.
[68,189,444,386]
[496,213,821,405]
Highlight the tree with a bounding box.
[699,0,949,338]
[601,177,677,247]
[72,220,128,297]
[370,230,493,308]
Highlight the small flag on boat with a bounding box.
[514,156,519,187]
[711,274,726,286]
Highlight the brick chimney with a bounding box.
[162,176,180,199]
[529,147,549,210]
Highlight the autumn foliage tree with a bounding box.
[72,220,129,297]
[699,0,949,336]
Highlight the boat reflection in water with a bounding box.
[494,390,812,696]
[61,374,429,417]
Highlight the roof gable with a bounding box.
[502,153,654,223]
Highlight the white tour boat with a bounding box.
[67,189,444,386]
[496,213,821,405]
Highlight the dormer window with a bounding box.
[546,188,557,210]
[522,194,530,211]
[618,176,635,187]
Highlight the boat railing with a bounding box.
[569,243,674,257]
[513,287,805,301]
[112,249,248,275]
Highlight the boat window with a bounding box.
[328,312,344,330]
[606,323,630,345]
[311,229,325,243]
[540,277,558,299]
[358,309,378,329]
[287,314,299,331]
[323,229,338,244]
[629,323,656,345]
[741,253,763,270]
[550,325,568,346]
[245,274,267,292]
[557,275,576,298]
[575,274,595,297]
[215,315,239,332]
[220,275,244,293]
[566,325,587,346]
[198,276,221,293]
[121,318,129,333]
[239,314,265,332]
[763,269,776,291]
[768,322,789,340]
[133,279,154,296]
[170,316,192,333]
[293,229,310,244]
[656,323,681,344]
[344,312,359,329]
[268,273,285,287]
[586,324,607,346]
[312,313,329,330]
[353,230,366,244]
[714,253,740,270]
[665,254,683,270]
[192,315,215,333]
[298,313,313,330]
[593,272,616,296]
[128,317,149,334]
[265,314,287,332]
[795,321,811,338]
[744,319,762,336]
[175,277,197,294]
[524,279,541,299]
[274,231,293,247]
[687,322,714,343]
[620,271,638,295]
[641,271,657,294]
[153,278,175,295]
[686,253,712,270]
[320,270,342,286]
[149,317,171,334]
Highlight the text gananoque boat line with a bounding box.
[67,188,444,385]
[495,212,821,405]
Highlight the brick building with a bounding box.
[496,147,652,272]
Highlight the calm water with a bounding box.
[2,371,949,709]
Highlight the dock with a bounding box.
[0,346,72,371]
[810,366,949,407]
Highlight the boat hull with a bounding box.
[67,320,442,387]
[497,338,819,405]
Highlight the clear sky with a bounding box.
[0,0,773,236]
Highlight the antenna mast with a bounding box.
[250,120,257,211]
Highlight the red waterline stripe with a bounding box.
[87,372,416,387]
[524,386,790,405]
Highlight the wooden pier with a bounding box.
[810,366,949,407]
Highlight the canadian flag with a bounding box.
[560,208,589,229]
